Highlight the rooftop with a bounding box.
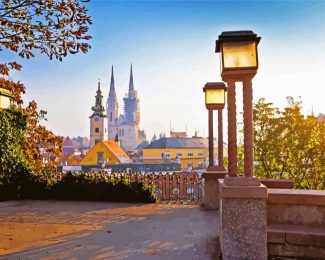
[145,137,210,149]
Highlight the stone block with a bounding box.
[267,230,285,244]
[267,204,325,227]
[224,175,260,186]
[286,232,315,246]
[219,182,267,260]
[315,235,325,247]
[268,243,325,259]
[260,178,294,189]
[202,171,226,210]
[202,179,220,210]
[219,181,267,199]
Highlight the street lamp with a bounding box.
[0,88,13,109]
[203,83,226,110]
[216,30,260,76]
[203,82,227,171]
[216,30,261,180]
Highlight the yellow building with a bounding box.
[142,137,218,170]
[80,140,132,166]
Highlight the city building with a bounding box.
[62,136,75,156]
[317,113,325,123]
[142,137,218,170]
[106,65,146,152]
[80,140,132,166]
[170,131,187,138]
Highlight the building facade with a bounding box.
[142,137,218,170]
[80,140,132,166]
[106,65,146,152]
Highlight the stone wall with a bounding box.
[267,189,325,258]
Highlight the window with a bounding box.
[198,152,204,157]
[97,152,103,165]
[187,152,193,157]
[162,152,170,158]
[176,152,182,157]
[95,128,99,133]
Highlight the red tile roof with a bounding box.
[102,141,132,163]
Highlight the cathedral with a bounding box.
[89,64,146,152]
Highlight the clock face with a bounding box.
[94,116,99,122]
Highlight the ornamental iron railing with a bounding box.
[108,171,203,204]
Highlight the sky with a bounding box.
[3,0,325,140]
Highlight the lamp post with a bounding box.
[203,82,227,171]
[216,30,260,181]
[0,88,13,109]
[216,31,267,260]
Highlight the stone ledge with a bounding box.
[260,178,294,189]
[224,175,260,186]
[267,230,285,244]
[219,180,267,199]
[267,189,325,206]
[268,224,325,247]
[268,243,325,258]
[202,171,226,180]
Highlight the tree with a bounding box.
[0,0,92,171]
[0,0,91,63]
[253,98,325,190]
[0,106,29,178]
[253,98,281,178]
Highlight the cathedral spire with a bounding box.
[109,65,116,98]
[129,63,134,95]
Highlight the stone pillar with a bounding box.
[202,171,226,210]
[219,179,267,260]
[227,80,238,176]
[202,105,227,210]
[208,109,214,168]
[243,78,254,177]
[218,109,224,168]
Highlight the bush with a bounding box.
[0,171,157,203]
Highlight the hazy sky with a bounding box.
[4,0,325,140]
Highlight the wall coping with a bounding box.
[267,189,325,206]
[202,171,226,180]
[260,178,294,189]
[219,179,267,199]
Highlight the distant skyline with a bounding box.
[3,0,325,140]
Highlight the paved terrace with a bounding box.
[0,201,220,260]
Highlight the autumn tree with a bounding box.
[253,98,325,190]
[0,0,92,171]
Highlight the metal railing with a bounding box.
[108,171,203,204]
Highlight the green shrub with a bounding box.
[0,171,157,203]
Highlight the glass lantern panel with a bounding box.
[205,88,225,105]
[0,95,11,109]
[222,41,257,69]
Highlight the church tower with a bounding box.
[123,63,140,124]
[106,66,119,140]
[89,81,108,149]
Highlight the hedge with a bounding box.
[0,171,158,203]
